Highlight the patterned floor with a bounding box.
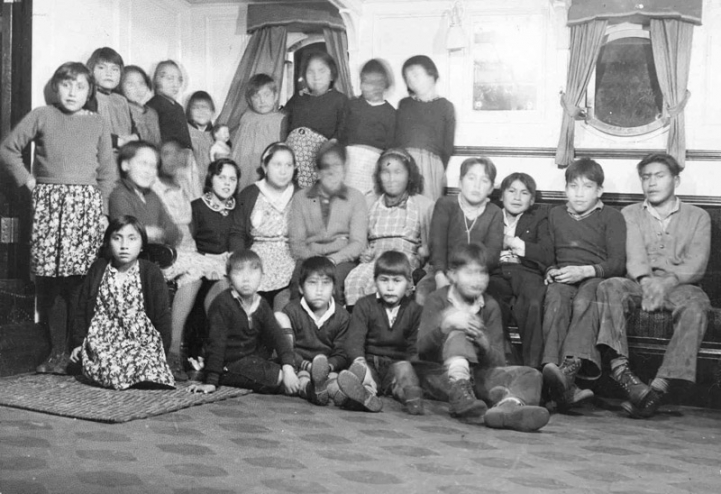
[1,392,719,494]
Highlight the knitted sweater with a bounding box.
[345,295,421,362]
[288,184,368,264]
[284,88,349,139]
[341,98,396,150]
[146,94,192,148]
[622,201,710,284]
[128,102,162,147]
[394,97,455,166]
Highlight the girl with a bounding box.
[121,65,162,146]
[146,60,192,149]
[232,73,287,192]
[395,55,456,201]
[70,216,175,390]
[186,91,216,183]
[233,142,299,310]
[344,148,433,306]
[0,62,116,374]
[342,59,396,194]
[284,52,349,188]
[210,124,232,162]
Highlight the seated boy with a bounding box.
[339,251,424,414]
[541,158,626,409]
[596,153,710,418]
[417,243,549,432]
[188,250,296,395]
[487,172,552,368]
[275,256,350,406]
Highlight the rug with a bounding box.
[0,374,251,423]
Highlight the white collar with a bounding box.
[300,296,336,328]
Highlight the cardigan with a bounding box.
[128,101,162,147]
[90,90,136,148]
[429,196,504,274]
[284,89,349,140]
[496,204,554,275]
[622,201,710,285]
[394,97,455,166]
[341,98,396,150]
[205,289,295,386]
[288,183,368,264]
[345,294,421,362]
[191,197,243,254]
[71,258,172,353]
[282,299,350,371]
[146,94,192,148]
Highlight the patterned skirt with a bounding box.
[407,147,445,201]
[286,127,327,188]
[31,184,104,277]
[345,145,381,194]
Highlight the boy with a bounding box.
[417,243,549,432]
[542,158,626,409]
[596,153,710,418]
[188,250,296,395]
[487,172,553,368]
[340,251,424,414]
[275,256,351,405]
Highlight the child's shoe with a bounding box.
[310,355,331,405]
[448,379,487,420]
[329,361,367,407]
[37,352,70,375]
[337,370,382,412]
[543,358,593,408]
[612,366,651,406]
[484,397,550,432]
[402,385,424,415]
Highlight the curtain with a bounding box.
[217,26,288,134]
[650,19,694,169]
[323,27,353,97]
[555,20,607,168]
[568,0,702,27]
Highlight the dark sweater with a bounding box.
[341,98,396,150]
[548,204,626,278]
[191,197,243,255]
[394,97,455,166]
[72,258,171,353]
[429,196,504,273]
[282,300,350,371]
[345,295,421,362]
[284,89,349,139]
[205,289,294,386]
[146,94,192,149]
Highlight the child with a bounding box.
[394,55,455,200]
[187,250,296,395]
[486,173,553,368]
[146,60,192,149]
[0,61,116,374]
[417,243,549,432]
[86,47,138,150]
[284,51,349,188]
[275,256,350,405]
[415,157,503,305]
[121,65,162,146]
[341,251,424,414]
[209,124,231,161]
[542,158,626,410]
[341,59,396,194]
[186,91,216,181]
[232,74,287,192]
[160,139,201,200]
[69,216,175,390]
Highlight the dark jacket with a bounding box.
[499,204,554,275]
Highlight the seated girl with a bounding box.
[70,216,175,390]
[344,148,433,306]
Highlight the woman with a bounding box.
[344,148,434,305]
[231,142,299,310]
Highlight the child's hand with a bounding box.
[440,308,483,335]
[435,271,450,289]
[145,225,164,243]
[359,246,375,264]
[118,134,139,147]
[25,176,36,192]
[188,383,216,394]
[69,346,82,363]
[418,245,429,260]
[282,365,300,395]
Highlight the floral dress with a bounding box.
[250,193,295,292]
[81,262,175,390]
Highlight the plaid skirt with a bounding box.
[286,127,327,188]
[345,145,381,194]
[31,184,104,277]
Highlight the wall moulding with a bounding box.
[453,146,721,161]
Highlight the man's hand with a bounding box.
[545,268,561,285]
[552,265,594,284]
[640,276,676,311]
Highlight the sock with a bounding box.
[445,357,470,383]
[651,377,669,395]
[610,356,629,380]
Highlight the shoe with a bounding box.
[543,359,594,408]
[347,360,367,381]
[621,388,662,419]
[167,353,189,382]
[310,355,331,406]
[329,361,367,407]
[448,379,487,420]
[337,370,383,412]
[402,385,424,415]
[484,400,550,432]
[612,366,650,406]
[36,352,67,374]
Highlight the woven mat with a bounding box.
[0,374,251,423]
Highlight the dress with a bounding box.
[231,110,286,192]
[249,192,295,292]
[285,127,326,188]
[81,261,175,390]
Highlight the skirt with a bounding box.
[345,145,381,194]
[407,147,445,201]
[286,127,327,188]
[31,184,104,277]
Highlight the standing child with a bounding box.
[186,91,216,184]
[187,250,296,395]
[69,216,175,390]
[0,62,116,374]
[341,251,424,414]
[232,74,286,192]
[209,124,231,161]
[146,60,192,149]
[284,52,349,188]
[275,256,350,405]
[395,55,455,201]
[342,59,396,194]
[121,65,162,146]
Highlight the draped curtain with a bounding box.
[650,18,694,169]
[322,27,353,97]
[554,20,607,168]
